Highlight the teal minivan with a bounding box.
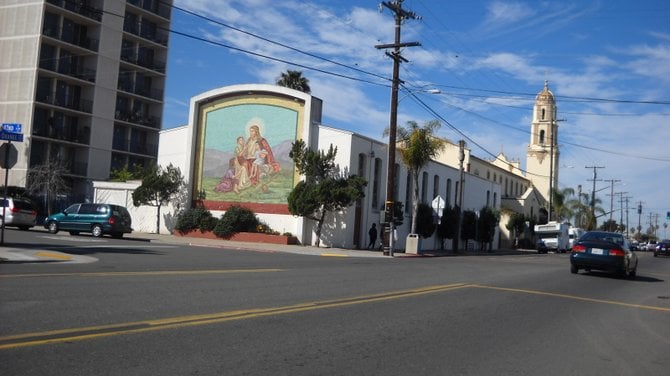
[44,203,133,238]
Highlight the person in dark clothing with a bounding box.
[368,223,378,249]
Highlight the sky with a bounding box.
[162,0,670,234]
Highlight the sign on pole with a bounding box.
[0,132,23,142]
[1,123,22,133]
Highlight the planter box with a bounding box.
[175,230,298,245]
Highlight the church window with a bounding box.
[539,130,545,144]
[541,108,545,120]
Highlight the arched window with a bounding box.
[539,129,545,144]
[421,171,429,203]
[446,179,452,206]
[433,175,439,200]
[493,192,497,208]
[486,190,490,207]
[405,172,412,213]
[372,158,381,208]
[541,108,546,120]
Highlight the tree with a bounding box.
[384,120,444,234]
[276,70,311,93]
[26,160,70,215]
[287,140,366,247]
[132,163,184,234]
[506,211,527,247]
[551,187,574,222]
[476,206,500,251]
[415,202,436,238]
[437,205,459,250]
[109,164,143,182]
[461,210,477,250]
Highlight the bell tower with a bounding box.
[526,81,559,214]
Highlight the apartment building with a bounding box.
[0,0,172,204]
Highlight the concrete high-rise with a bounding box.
[0,0,172,204]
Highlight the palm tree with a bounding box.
[276,70,311,93]
[551,187,575,222]
[384,120,444,234]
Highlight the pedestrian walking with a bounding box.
[368,223,378,249]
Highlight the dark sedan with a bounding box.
[654,240,670,257]
[570,231,638,278]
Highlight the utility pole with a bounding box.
[624,195,632,237]
[604,178,620,228]
[585,166,604,228]
[547,118,564,222]
[455,140,466,252]
[375,0,420,257]
[637,201,643,235]
[616,191,627,232]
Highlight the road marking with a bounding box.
[0,283,467,349]
[471,284,670,312]
[0,269,283,279]
[321,253,348,257]
[35,252,72,260]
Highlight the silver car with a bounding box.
[0,197,37,230]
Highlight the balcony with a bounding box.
[120,52,166,74]
[117,82,163,101]
[35,94,93,114]
[127,0,172,20]
[123,20,169,46]
[32,123,90,145]
[42,26,99,52]
[115,109,160,129]
[46,0,103,22]
[40,61,96,83]
[112,138,158,156]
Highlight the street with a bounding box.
[1,228,669,375]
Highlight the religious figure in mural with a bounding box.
[214,124,281,194]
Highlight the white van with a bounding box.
[568,227,585,249]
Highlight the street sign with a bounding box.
[0,132,23,142]
[1,123,22,133]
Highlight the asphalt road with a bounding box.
[1,229,669,375]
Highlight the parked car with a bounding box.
[44,203,132,238]
[630,240,639,252]
[646,240,658,252]
[570,231,638,278]
[654,240,670,257]
[0,197,37,230]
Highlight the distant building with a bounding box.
[0,0,172,207]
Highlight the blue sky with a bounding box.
[163,0,670,233]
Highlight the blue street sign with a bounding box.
[0,132,23,142]
[1,123,22,133]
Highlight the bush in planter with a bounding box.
[213,205,260,238]
[175,207,217,233]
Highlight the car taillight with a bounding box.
[9,207,20,213]
[609,249,625,257]
[108,216,117,225]
[572,245,586,253]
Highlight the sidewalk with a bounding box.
[0,231,533,263]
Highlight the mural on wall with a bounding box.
[199,103,299,211]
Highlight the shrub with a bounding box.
[175,207,215,233]
[213,205,260,238]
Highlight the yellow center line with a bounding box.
[0,269,284,279]
[471,284,670,312]
[35,252,72,260]
[0,283,467,350]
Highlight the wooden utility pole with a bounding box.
[375,0,420,256]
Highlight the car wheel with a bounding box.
[111,232,124,239]
[629,269,636,278]
[91,224,103,237]
[47,221,59,234]
[69,231,79,236]
[18,226,30,231]
[570,264,578,274]
[654,253,658,257]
